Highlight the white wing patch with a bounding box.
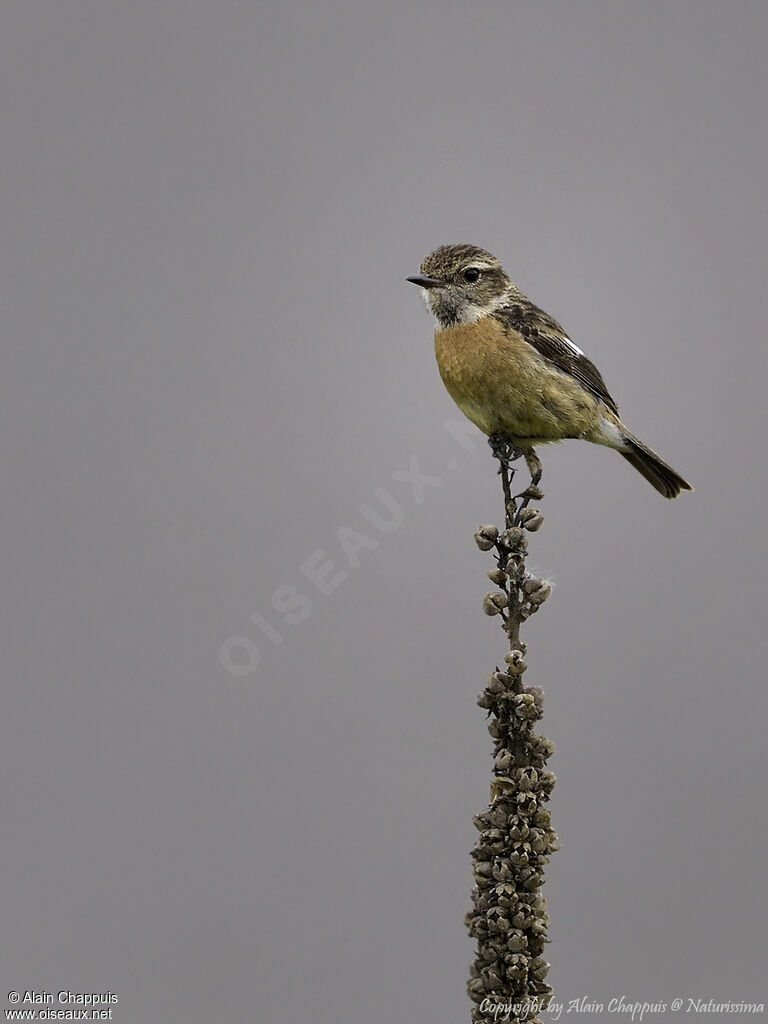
[562,336,584,356]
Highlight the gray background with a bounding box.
[2,2,766,1022]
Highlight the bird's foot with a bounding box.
[487,432,526,474]
[488,434,528,527]
[523,449,543,488]
[512,449,544,514]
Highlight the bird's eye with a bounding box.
[463,267,480,282]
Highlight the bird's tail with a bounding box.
[620,431,693,499]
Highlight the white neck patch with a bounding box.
[424,289,508,327]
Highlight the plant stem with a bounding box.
[468,442,557,1024]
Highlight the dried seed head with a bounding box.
[482,592,508,615]
[486,672,506,694]
[539,770,557,794]
[506,930,527,952]
[530,735,555,760]
[505,951,530,975]
[500,527,527,551]
[522,576,543,594]
[483,828,507,850]
[467,978,485,1003]
[530,956,550,980]
[521,510,545,531]
[511,908,533,929]
[474,524,499,550]
[516,792,538,817]
[489,805,509,827]
[492,859,514,881]
[516,766,539,791]
[504,649,527,674]
[490,776,515,799]
[522,871,545,893]
[513,693,540,721]
[494,882,517,907]
[521,484,544,501]
[486,906,510,931]
[475,891,492,913]
[528,581,552,605]
[505,554,525,578]
[481,966,504,992]
[469,479,556,1005]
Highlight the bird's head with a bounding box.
[407,244,511,327]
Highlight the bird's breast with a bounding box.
[433,318,601,442]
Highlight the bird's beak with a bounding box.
[406,275,443,289]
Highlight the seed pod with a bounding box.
[506,931,527,952]
[529,581,552,605]
[487,720,503,739]
[505,554,525,577]
[492,859,514,881]
[481,967,504,992]
[522,576,543,594]
[513,693,539,721]
[516,767,539,791]
[531,736,555,760]
[504,649,527,674]
[486,672,506,694]
[482,592,507,615]
[539,770,557,794]
[488,805,509,827]
[494,882,517,907]
[467,978,485,1003]
[521,484,544,500]
[500,526,527,551]
[522,512,544,532]
[504,952,530,978]
[486,906,510,932]
[530,956,550,980]
[474,524,499,550]
[490,775,515,800]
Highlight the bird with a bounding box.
[407,244,693,498]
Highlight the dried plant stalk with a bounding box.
[466,438,559,1024]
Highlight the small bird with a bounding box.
[407,244,693,498]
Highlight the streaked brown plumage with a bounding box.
[408,244,693,498]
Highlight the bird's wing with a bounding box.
[492,301,620,415]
